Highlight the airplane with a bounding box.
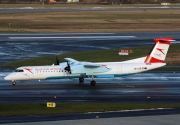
[4,37,173,86]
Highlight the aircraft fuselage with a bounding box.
[4,62,165,81]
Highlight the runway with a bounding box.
[0,69,180,124]
[0,3,180,124]
[0,68,180,103]
[0,32,180,65]
[0,32,180,124]
[0,7,180,14]
[1,108,180,124]
[0,32,180,103]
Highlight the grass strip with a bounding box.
[0,103,180,116]
[2,44,180,68]
[0,9,180,33]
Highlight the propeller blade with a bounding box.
[64,61,71,73]
[55,56,60,65]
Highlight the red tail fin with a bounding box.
[144,38,173,63]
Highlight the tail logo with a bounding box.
[144,37,173,63]
[155,54,162,58]
[156,48,165,55]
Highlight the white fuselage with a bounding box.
[4,62,165,81]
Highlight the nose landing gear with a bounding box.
[12,80,16,85]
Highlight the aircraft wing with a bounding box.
[64,58,80,64]
[70,64,110,75]
[64,58,102,67]
[83,63,102,68]
[64,58,110,75]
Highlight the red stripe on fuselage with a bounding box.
[24,68,34,74]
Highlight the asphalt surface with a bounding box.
[1,75,180,124]
[0,7,180,14]
[0,32,180,124]
[2,114,180,125]
[0,32,180,65]
[1,108,180,124]
[0,5,180,124]
[0,69,180,103]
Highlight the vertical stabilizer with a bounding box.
[144,38,173,63]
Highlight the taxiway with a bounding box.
[0,32,180,124]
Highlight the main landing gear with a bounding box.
[90,75,96,86]
[79,76,96,86]
[12,80,16,85]
[90,80,96,86]
[79,78,84,83]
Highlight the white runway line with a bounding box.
[0,33,115,35]
[9,36,136,39]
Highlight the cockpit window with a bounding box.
[14,69,24,72]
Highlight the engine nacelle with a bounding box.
[70,65,110,75]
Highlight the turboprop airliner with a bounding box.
[4,38,173,86]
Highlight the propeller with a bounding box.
[55,56,60,65]
[64,61,71,74]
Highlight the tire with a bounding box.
[12,81,16,85]
[90,80,96,86]
[79,78,84,83]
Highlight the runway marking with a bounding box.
[86,108,173,114]
[0,33,115,35]
[139,7,170,8]
[171,41,180,44]
[9,36,136,39]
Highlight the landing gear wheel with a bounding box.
[90,80,96,86]
[79,78,84,83]
[12,81,16,86]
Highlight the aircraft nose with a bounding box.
[4,74,12,80]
